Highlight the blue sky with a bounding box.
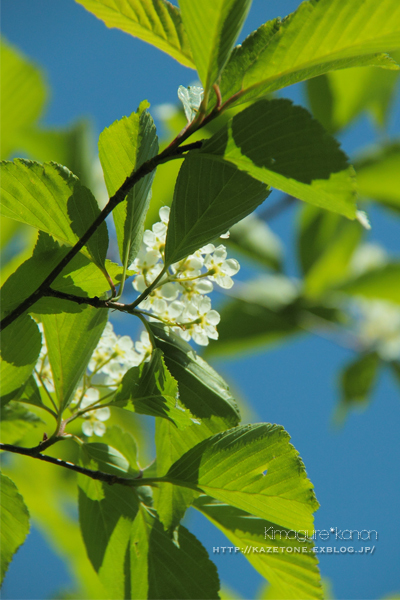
[2,1,400,599]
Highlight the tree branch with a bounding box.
[0,442,145,486]
[0,138,205,332]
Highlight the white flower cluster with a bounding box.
[34,322,152,437]
[353,299,400,361]
[130,206,240,346]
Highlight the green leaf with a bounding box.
[218,0,400,107]
[78,445,219,599]
[113,349,195,428]
[150,323,240,532]
[0,402,43,444]
[42,306,108,411]
[0,39,47,159]
[166,423,319,531]
[99,101,158,267]
[297,205,343,275]
[100,425,140,474]
[206,275,301,357]
[16,375,50,413]
[195,496,323,600]
[129,506,220,599]
[228,214,283,271]
[0,159,109,269]
[307,60,400,134]
[78,446,140,599]
[201,99,357,218]
[165,153,269,265]
[337,352,380,420]
[337,263,400,304]
[0,473,30,585]
[75,0,195,68]
[355,143,400,214]
[0,315,41,399]
[18,119,97,190]
[150,323,240,428]
[3,456,107,599]
[179,0,252,97]
[1,232,127,317]
[303,218,363,299]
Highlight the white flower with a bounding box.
[135,330,153,361]
[204,245,240,289]
[354,299,400,360]
[177,295,221,346]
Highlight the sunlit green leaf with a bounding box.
[355,143,400,214]
[75,0,195,68]
[0,403,43,445]
[179,0,251,97]
[0,160,109,269]
[195,496,323,600]
[337,263,400,304]
[1,232,128,317]
[166,423,319,531]
[307,59,400,134]
[99,101,158,267]
[202,99,357,218]
[42,306,108,411]
[0,315,41,399]
[113,349,195,428]
[218,0,400,107]
[303,219,363,299]
[0,39,47,159]
[165,152,269,265]
[0,474,30,585]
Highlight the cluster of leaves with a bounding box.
[1,0,400,598]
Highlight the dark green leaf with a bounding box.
[336,352,380,421]
[0,473,30,584]
[113,349,195,429]
[76,0,195,68]
[99,101,158,267]
[78,446,140,599]
[0,314,41,399]
[150,323,240,532]
[218,0,400,107]
[129,506,220,599]
[0,159,109,269]
[195,496,323,600]
[166,423,319,531]
[202,99,357,218]
[0,402,43,444]
[179,0,252,97]
[42,306,108,411]
[165,152,269,265]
